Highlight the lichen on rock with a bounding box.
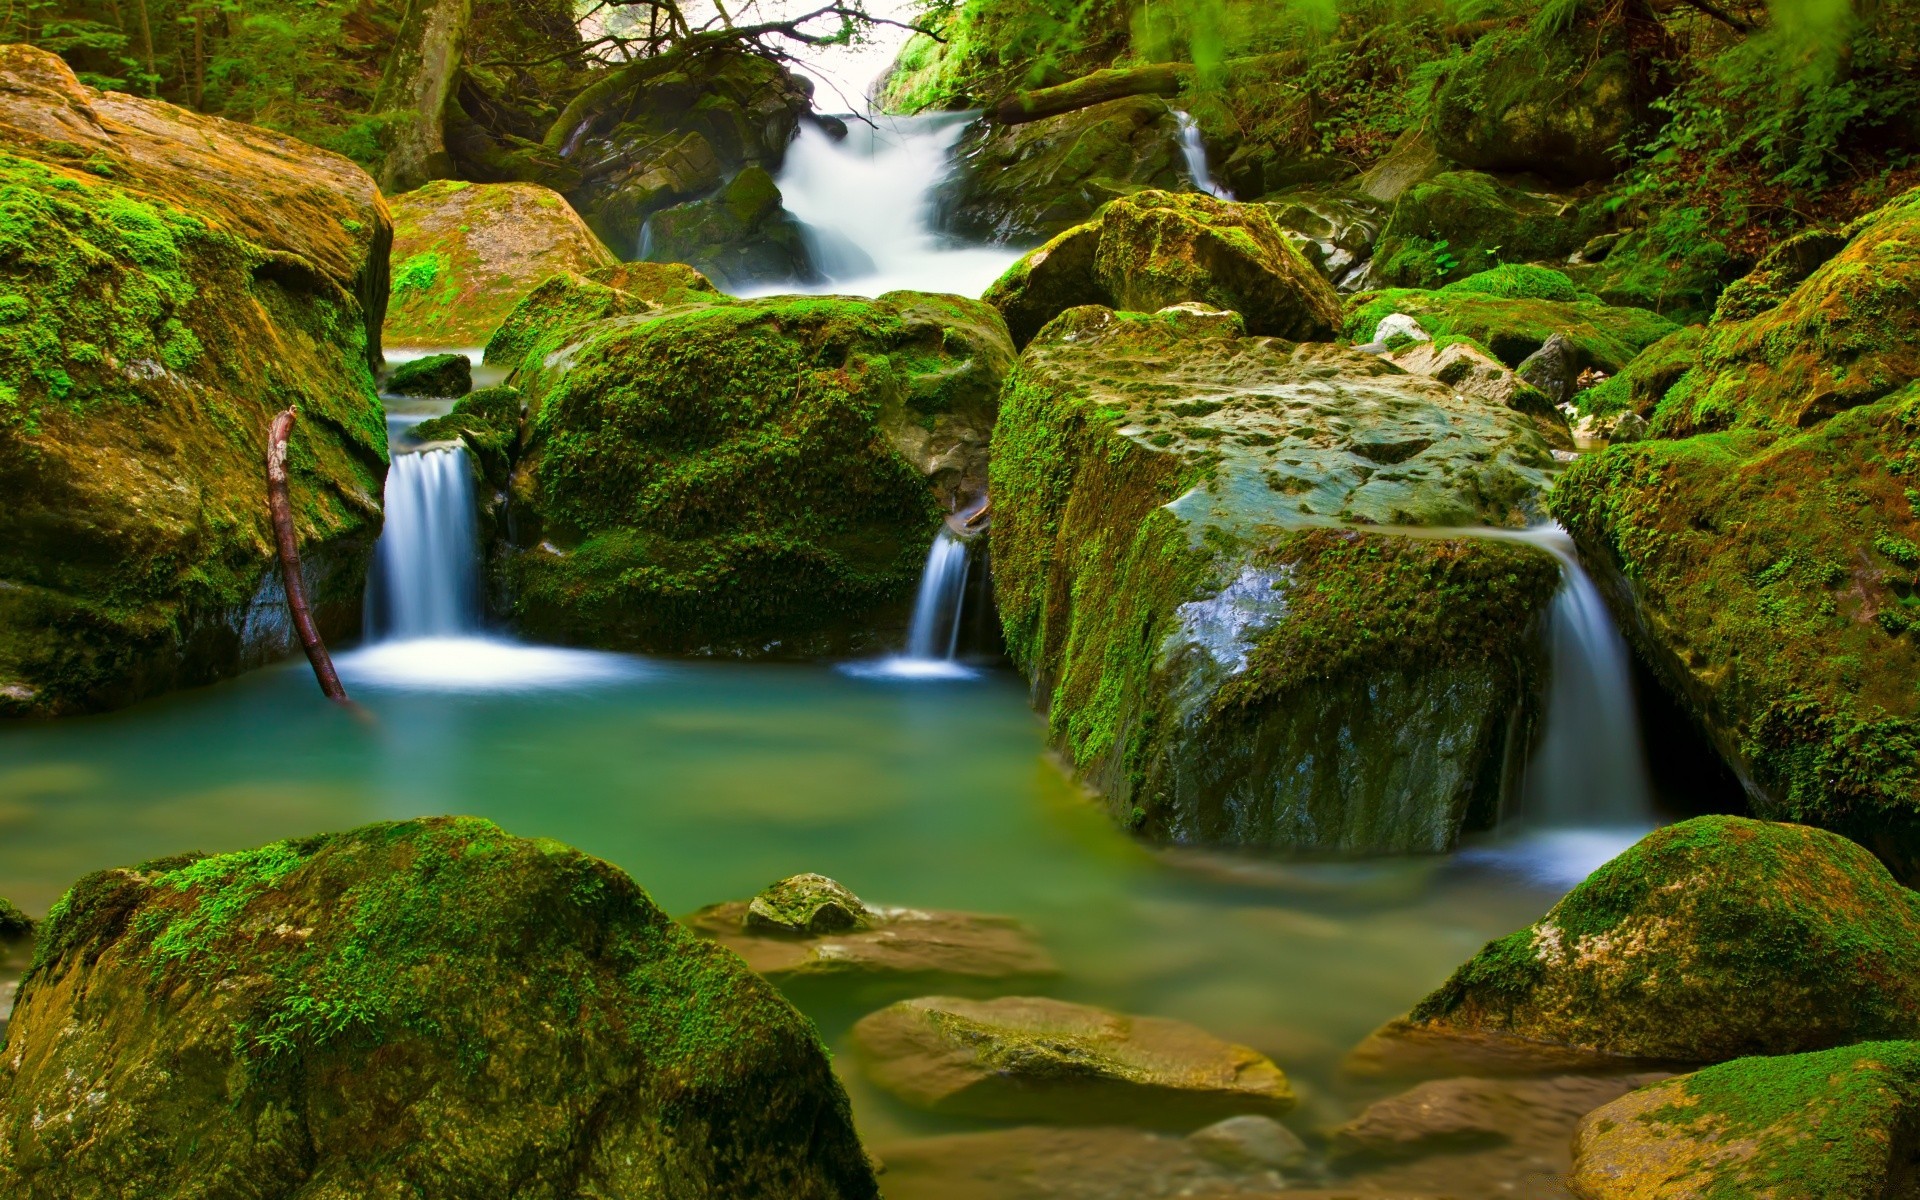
[990,303,1562,853]
[0,816,880,1198]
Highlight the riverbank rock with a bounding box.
[385,351,473,398]
[497,291,1015,654]
[685,876,1056,995]
[1552,187,1920,876]
[937,97,1189,244]
[852,994,1295,1127]
[1361,817,1920,1072]
[0,817,878,1198]
[0,44,388,718]
[986,190,1342,346]
[384,179,617,348]
[1569,1042,1920,1198]
[1369,171,1588,289]
[991,303,1560,853]
[641,165,813,288]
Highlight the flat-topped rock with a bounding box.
[851,994,1295,1128]
[1330,1073,1670,1165]
[685,874,1055,990]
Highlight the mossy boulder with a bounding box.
[1377,817,1920,1068]
[479,265,721,379]
[1345,279,1680,376]
[0,817,879,1198]
[411,384,522,490]
[1429,15,1662,184]
[384,351,472,398]
[497,292,1015,654]
[851,994,1294,1128]
[1370,170,1591,289]
[937,97,1189,244]
[643,165,813,288]
[745,873,870,936]
[986,190,1342,347]
[384,180,617,348]
[564,46,813,257]
[0,898,30,941]
[991,304,1561,853]
[0,45,388,717]
[1570,1042,1920,1198]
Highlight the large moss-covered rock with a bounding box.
[851,994,1294,1128]
[0,817,879,1198]
[384,179,617,348]
[1553,190,1920,873]
[1346,272,1680,375]
[497,292,1015,654]
[1375,817,1920,1068]
[986,190,1342,346]
[1430,14,1663,184]
[1369,170,1590,289]
[480,264,721,376]
[937,97,1189,244]
[991,304,1561,853]
[0,45,388,718]
[643,165,813,288]
[1570,1042,1920,1198]
[563,46,813,258]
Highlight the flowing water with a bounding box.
[844,529,979,681]
[745,113,1025,299]
[1175,111,1234,200]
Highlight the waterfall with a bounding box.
[748,113,1023,300]
[1175,112,1233,200]
[366,447,480,639]
[1512,524,1653,826]
[841,528,978,681]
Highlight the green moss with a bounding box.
[1344,285,1677,372]
[1577,325,1703,419]
[1371,170,1594,289]
[391,249,449,299]
[1441,264,1580,301]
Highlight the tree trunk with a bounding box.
[266,408,352,706]
[375,0,474,194]
[987,63,1191,125]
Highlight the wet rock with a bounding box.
[1385,339,1571,449]
[642,164,814,288]
[0,817,879,1198]
[385,351,473,398]
[1570,1044,1920,1198]
[938,97,1189,244]
[1370,172,1590,289]
[991,303,1561,853]
[497,291,1015,655]
[1517,333,1583,405]
[1356,129,1447,204]
[1330,1074,1667,1165]
[746,873,871,935]
[1263,187,1384,287]
[986,190,1342,347]
[1368,817,1920,1069]
[1608,411,1649,443]
[871,1125,1290,1200]
[685,892,1057,994]
[0,45,387,717]
[853,994,1294,1128]
[1553,187,1920,874]
[385,179,618,348]
[1187,1114,1309,1171]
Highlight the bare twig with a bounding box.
[266,408,352,707]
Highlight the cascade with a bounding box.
[1174,112,1233,200]
[904,529,973,661]
[366,447,480,640]
[753,113,1023,299]
[1511,524,1654,826]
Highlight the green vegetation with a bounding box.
[1343,284,1678,372]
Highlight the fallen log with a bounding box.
[987,63,1191,125]
[266,408,352,706]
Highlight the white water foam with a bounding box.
[842,529,980,681]
[335,637,649,693]
[745,114,1024,300]
[1175,111,1233,200]
[1456,826,1651,890]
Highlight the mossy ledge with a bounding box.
[1,816,880,1199]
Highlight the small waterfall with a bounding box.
[904,530,972,660]
[752,113,1023,299]
[1512,524,1653,825]
[1175,112,1233,200]
[367,447,480,640]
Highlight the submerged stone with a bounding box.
[0,817,878,1198]
[1329,1073,1668,1165]
[1368,817,1920,1069]
[496,291,1015,655]
[991,304,1561,854]
[851,994,1295,1128]
[384,179,618,348]
[385,351,473,398]
[0,45,387,717]
[1570,1042,1920,1199]
[986,190,1342,346]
